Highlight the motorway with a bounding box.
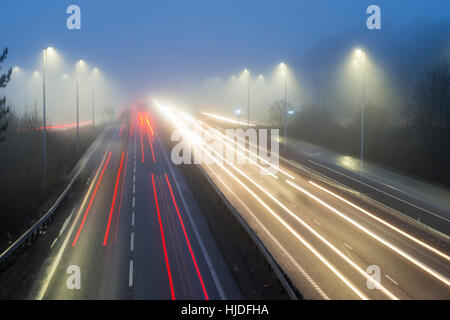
[27,109,240,300]
[157,101,450,300]
[284,138,450,235]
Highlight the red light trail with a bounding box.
[165,173,209,300]
[114,151,128,243]
[152,174,175,300]
[103,151,125,246]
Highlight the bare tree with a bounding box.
[0,47,12,141]
[411,61,450,142]
[269,99,293,126]
[409,61,450,174]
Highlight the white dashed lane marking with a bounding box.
[385,274,399,286]
[344,242,353,250]
[129,260,134,287]
[128,127,137,291]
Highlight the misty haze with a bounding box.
[0,0,449,306]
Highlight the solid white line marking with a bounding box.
[129,260,134,287]
[37,152,108,300]
[385,274,399,286]
[130,232,134,251]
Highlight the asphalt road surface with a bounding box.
[158,104,450,300]
[28,109,240,300]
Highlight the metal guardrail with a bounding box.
[0,174,76,264]
[0,128,106,265]
[196,164,300,300]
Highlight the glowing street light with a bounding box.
[76,59,84,153]
[354,48,366,173]
[280,62,288,152]
[243,69,250,126]
[42,46,54,195]
[92,67,99,129]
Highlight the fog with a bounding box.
[149,21,450,128]
[5,21,448,129]
[149,63,303,125]
[4,49,123,126]
[292,21,450,124]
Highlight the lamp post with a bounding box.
[92,68,98,129]
[76,60,83,153]
[244,69,250,126]
[281,63,288,152]
[355,49,366,173]
[42,47,52,195]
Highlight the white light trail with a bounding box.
[157,102,399,299]
[309,181,450,262]
[287,180,450,287]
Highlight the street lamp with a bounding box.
[280,62,288,152]
[354,48,366,173]
[42,46,53,195]
[243,69,250,126]
[76,59,83,153]
[92,67,98,129]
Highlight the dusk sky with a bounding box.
[1,0,450,99]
